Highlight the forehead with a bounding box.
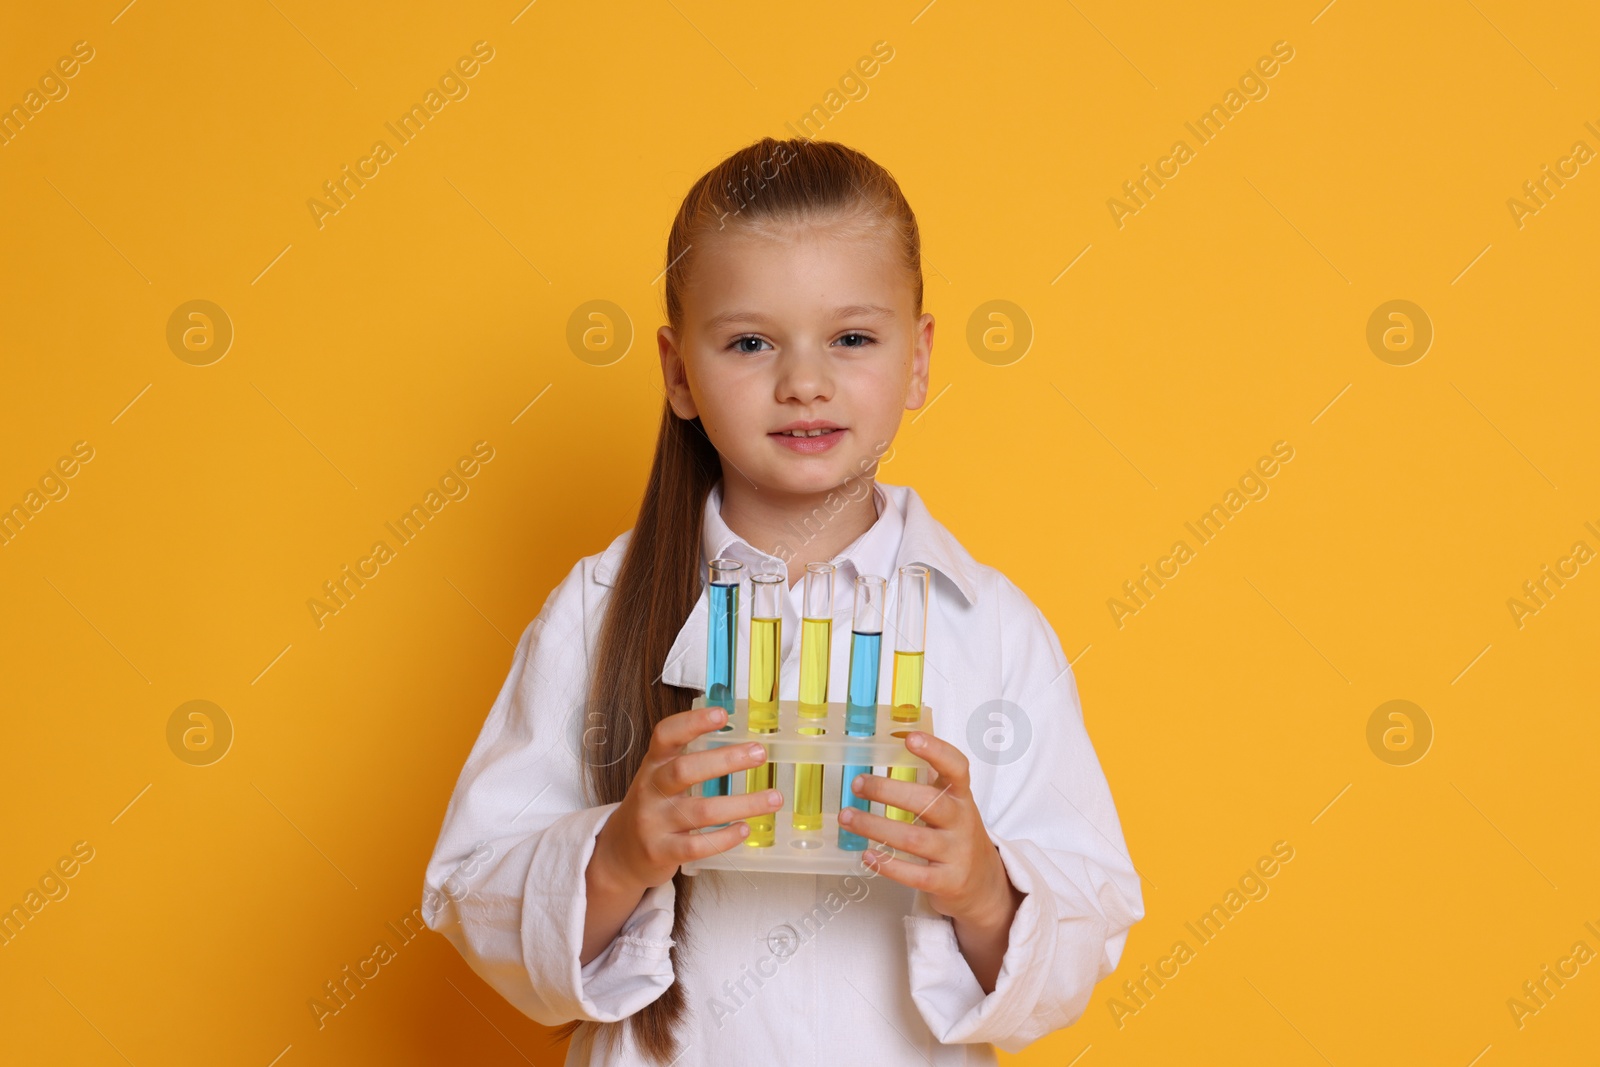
[681,219,913,323]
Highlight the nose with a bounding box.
[773,342,833,404]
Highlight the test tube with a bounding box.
[838,574,887,851]
[745,573,783,848]
[793,562,834,833]
[886,565,929,823]
[702,558,742,825]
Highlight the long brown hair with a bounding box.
[552,136,923,1063]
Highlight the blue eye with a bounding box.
[726,333,876,353]
[729,335,770,354]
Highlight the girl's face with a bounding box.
[658,217,933,499]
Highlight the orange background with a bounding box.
[2,1,1596,1063]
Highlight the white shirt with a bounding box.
[422,479,1144,1065]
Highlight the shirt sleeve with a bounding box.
[421,559,679,1025]
[904,578,1145,1051]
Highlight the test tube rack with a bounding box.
[681,695,935,876]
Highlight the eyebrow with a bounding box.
[702,304,897,331]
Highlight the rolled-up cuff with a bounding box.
[903,836,1055,1050]
[523,802,678,1022]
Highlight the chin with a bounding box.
[775,467,858,497]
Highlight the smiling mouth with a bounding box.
[772,428,844,438]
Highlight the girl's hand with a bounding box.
[592,704,782,892]
[839,731,1021,928]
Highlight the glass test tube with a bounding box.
[703,558,742,827]
[745,573,783,848]
[838,575,887,851]
[886,565,929,823]
[793,562,834,834]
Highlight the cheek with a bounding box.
[844,345,900,382]
[692,372,766,439]
[858,357,912,406]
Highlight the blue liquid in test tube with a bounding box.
[703,559,742,827]
[838,575,887,851]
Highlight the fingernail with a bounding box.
[853,775,865,792]
[839,808,853,824]
[747,744,765,758]
[768,791,782,806]
[708,707,725,724]
[909,732,925,749]
[738,822,750,837]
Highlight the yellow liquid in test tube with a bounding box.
[745,615,781,847]
[794,616,831,831]
[886,649,924,822]
[891,649,923,723]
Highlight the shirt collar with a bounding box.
[700,477,903,592]
[593,479,980,608]
[599,479,980,691]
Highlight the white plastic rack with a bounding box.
[681,695,935,876]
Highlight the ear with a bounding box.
[905,312,934,410]
[658,325,700,420]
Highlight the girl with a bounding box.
[422,138,1144,1065]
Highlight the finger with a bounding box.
[674,787,783,831]
[837,804,945,862]
[656,739,768,796]
[676,820,753,862]
[861,848,937,892]
[905,730,971,799]
[648,704,733,764]
[848,770,957,828]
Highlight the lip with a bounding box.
[772,419,843,433]
[769,425,847,454]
